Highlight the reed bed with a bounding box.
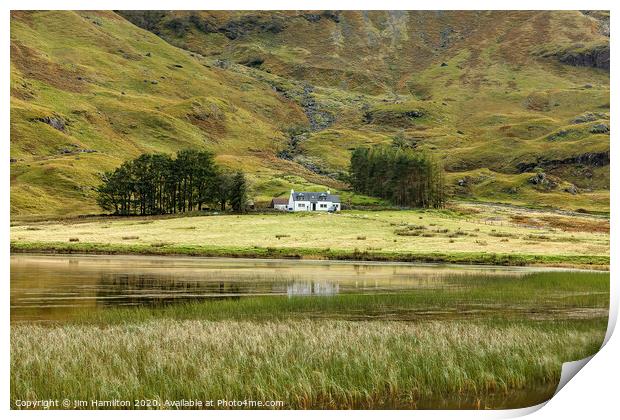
[11,318,606,409]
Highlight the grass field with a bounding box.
[10,203,610,268]
[11,270,609,409]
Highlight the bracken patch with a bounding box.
[10,41,87,93]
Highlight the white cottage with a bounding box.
[287,189,340,212]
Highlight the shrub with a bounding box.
[525,234,551,241]
[489,232,516,238]
[395,230,420,236]
[151,242,169,247]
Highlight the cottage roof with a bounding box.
[271,197,289,205]
[291,191,340,203]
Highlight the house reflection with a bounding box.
[287,281,339,297]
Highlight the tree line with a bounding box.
[96,150,248,215]
[349,145,445,208]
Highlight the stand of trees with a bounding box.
[96,150,248,215]
[350,145,445,208]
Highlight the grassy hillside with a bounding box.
[11,11,609,217]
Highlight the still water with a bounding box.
[10,254,585,322]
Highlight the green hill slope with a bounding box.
[10,11,609,217]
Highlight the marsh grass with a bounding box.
[10,318,606,409]
[9,269,609,409]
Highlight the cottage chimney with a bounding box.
[327,190,330,195]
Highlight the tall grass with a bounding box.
[11,319,606,409]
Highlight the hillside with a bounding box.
[10,10,610,217]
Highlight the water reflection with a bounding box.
[11,254,573,322]
[287,281,339,297]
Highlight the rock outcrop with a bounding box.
[34,115,66,131]
[590,123,609,134]
[556,45,609,70]
[517,151,610,173]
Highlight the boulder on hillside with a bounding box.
[35,115,66,131]
[528,172,559,190]
[590,123,609,134]
[572,112,606,124]
[564,184,578,195]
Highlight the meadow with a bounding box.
[10,203,610,268]
[11,269,609,409]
